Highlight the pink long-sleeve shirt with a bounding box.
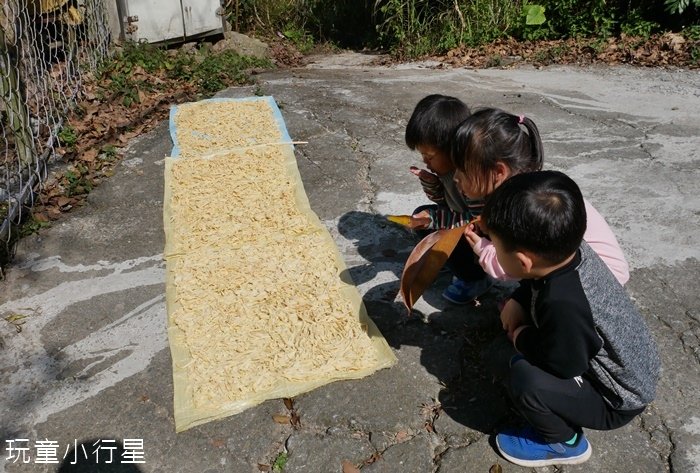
[473,199,630,285]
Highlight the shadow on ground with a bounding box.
[337,210,522,435]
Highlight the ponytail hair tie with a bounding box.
[518,115,525,124]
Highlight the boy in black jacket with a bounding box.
[480,170,660,467]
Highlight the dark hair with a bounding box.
[405,94,471,156]
[451,108,544,196]
[482,170,587,265]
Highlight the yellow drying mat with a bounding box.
[164,97,396,432]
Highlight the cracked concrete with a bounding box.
[1,53,699,472]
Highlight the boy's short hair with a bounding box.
[482,170,587,264]
[405,95,471,155]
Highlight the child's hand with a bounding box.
[463,223,482,250]
[409,210,432,229]
[500,299,526,342]
[410,166,444,203]
[409,166,439,184]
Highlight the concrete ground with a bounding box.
[1,53,699,473]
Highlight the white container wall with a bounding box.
[118,0,223,43]
[182,1,223,37]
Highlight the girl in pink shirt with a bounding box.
[451,108,629,285]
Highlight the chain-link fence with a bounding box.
[0,0,111,263]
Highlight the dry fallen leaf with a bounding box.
[33,211,49,222]
[341,460,361,473]
[489,462,503,473]
[56,197,72,208]
[400,226,465,312]
[394,430,410,443]
[290,412,301,429]
[272,414,291,424]
[82,149,98,162]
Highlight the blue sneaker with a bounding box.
[441,276,493,304]
[496,426,592,467]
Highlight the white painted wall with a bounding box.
[110,0,223,44]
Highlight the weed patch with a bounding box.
[20,40,274,239]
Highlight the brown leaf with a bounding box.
[82,149,99,162]
[211,439,226,448]
[46,186,63,198]
[283,398,294,410]
[272,414,291,424]
[341,460,361,473]
[489,462,503,473]
[665,32,686,52]
[290,412,301,429]
[47,207,63,219]
[115,118,131,128]
[33,212,49,222]
[72,122,90,134]
[56,197,72,208]
[400,225,466,312]
[394,430,410,443]
[257,464,271,472]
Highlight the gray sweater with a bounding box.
[513,242,661,410]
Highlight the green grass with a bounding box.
[97,41,273,104]
[272,452,288,472]
[58,125,78,148]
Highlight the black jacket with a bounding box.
[512,242,660,410]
